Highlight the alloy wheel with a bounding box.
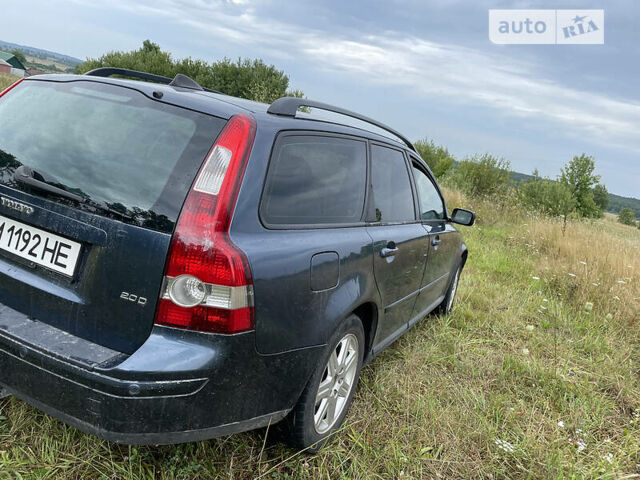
[313,333,359,434]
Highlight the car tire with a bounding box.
[281,314,365,452]
[436,262,462,315]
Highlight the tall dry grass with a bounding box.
[0,73,20,92]
[444,186,639,323]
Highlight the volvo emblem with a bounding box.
[0,196,35,215]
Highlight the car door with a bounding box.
[366,144,430,348]
[410,158,459,318]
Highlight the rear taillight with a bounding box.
[154,114,257,334]
[0,78,24,98]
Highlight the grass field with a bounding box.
[0,189,639,479]
[0,74,19,92]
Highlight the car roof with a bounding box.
[26,74,412,152]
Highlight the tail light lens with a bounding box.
[0,78,24,98]
[155,114,257,334]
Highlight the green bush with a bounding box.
[76,40,301,103]
[519,178,576,217]
[618,207,637,226]
[451,153,511,197]
[414,138,455,178]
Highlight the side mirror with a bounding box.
[450,208,475,226]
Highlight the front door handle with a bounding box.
[431,235,441,246]
[380,241,398,258]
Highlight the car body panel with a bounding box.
[366,223,429,344]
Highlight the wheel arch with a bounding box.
[461,243,469,268]
[351,302,379,362]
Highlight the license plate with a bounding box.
[0,214,81,277]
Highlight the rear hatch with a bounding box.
[0,78,226,354]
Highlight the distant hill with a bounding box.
[0,40,82,65]
[510,171,640,217]
[0,40,82,73]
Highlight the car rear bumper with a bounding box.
[0,311,322,444]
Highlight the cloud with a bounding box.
[301,34,640,152]
[72,0,640,152]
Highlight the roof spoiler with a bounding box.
[267,97,416,152]
[84,68,219,93]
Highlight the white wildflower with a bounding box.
[526,325,535,331]
[568,273,577,278]
[579,261,587,265]
[557,421,565,428]
[540,306,547,310]
[522,348,530,355]
[576,429,583,434]
[592,283,599,287]
[576,438,587,452]
[613,296,620,301]
[604,452,613,464]
[543,298,548,302]
[494,439,516,453]
[617,280,626,284]
[532,276,540,280]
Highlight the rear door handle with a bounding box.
[380,241,398,258]
[431,235,441,246]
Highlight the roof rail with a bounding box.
[267,97,416,152]
[84,68,218,93]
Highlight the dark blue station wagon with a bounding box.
[0,69,474,450]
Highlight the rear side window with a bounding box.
[261,135,367,226]
[370,145,415,223]
[0,80,225,233]
[412,164,445,220]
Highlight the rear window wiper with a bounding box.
[13,166,132,219]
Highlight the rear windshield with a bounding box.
[0,80,225,233]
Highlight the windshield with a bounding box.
[0,80,225,232]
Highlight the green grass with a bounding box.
[1,196,639,479]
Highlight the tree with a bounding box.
[559,154,602,218]
[10,49,27,66]
[76,41,301,103]
[519,178,576,218]
[414,138,455,178]
[592,183,609,212]
[618,208,637,226]
[451,153,511,197]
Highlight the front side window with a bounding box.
[412,163,445,220]
[370,145,415,223]
[261,135,367,225]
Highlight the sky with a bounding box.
[2,0,639,197]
